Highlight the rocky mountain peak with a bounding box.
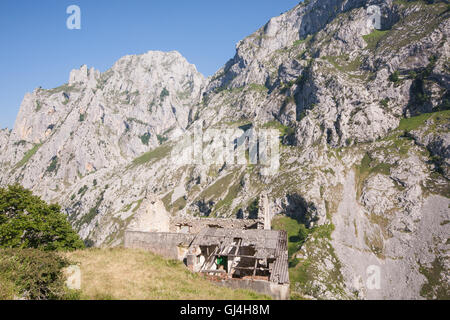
[69,64,100,87]
[0,0,448,300]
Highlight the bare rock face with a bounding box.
[0,0,449,299]
[0,50,205,199]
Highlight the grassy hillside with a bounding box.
[65,248,270,300]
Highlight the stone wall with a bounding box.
[124,231,195,260]
[169,217,263,234]
[216,279,290,300]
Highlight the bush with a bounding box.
[247,198,259,219]
[160,88,169,101]
[140,133,151,146]
[389,71,400,83]
[0,248,70,300]
[0,185,85,251]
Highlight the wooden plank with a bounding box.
[224,254,259,259]
[252,259,258,279]
[233,266,269,270]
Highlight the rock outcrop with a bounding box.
[0,0,448,299]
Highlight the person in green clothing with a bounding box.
[216,256,228,271]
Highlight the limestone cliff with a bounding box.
[0,0,448,299]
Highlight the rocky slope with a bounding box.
[0,0,449,299]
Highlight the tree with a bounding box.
[0,185,84,251]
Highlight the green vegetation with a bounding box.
[409,55,438,106]
[14,143,42,169]
[140,133,151,146]
[131,144,172,166]
[419,257,449,300]
[213,178,243,215]
[127,117,147,126]
[35,101,42,112]
[46,84,77,95]
[362,29,390,50]
[197,172,236,205]
[172,196,187,212]
[398,113,434,132]
[247,198,259,219]
[78,185,88,198]
[247,83,269,93]
[0,185,84,251]
[380,98,390,109]
[272,216,308,259]
[77,191,105,228]
[394,109,450,139]
[355,153,391,199]
[324,55,362,74]
[262,121,295,142]
[389,70,400,83]
[160,87,170,101]
[272,215,343,298]
[0,248,71,300]
[64,248,270,300]
[46,156,59,174]
[79,113,86,122]
[157,134,168,145]
[382,1,448,52]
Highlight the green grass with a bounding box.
[131,144,172,166]
[355,153,392,199]
[283,222,344,299]
[45,84,77,95]
[78,196,104,228]
[213,179,242,215]
[197,172,236,204]
[14,143,42,169]
[362,29,390,50]
[398,112,435,132]
[247,83,268,93]
[172,196,187,212]
[419,257,449,300]
[272,216,307,258]
[262,121,295,140]
[65,248,271,300]
[324,55,363,73]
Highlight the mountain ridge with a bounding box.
[0,0,449,299]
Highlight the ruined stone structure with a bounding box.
[124,210,289,299]
[170,216,263,233]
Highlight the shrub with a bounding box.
[389,71,400,83]
[247,198,259,219]
[160,88,169,101]
[0,185,85,251]
[0,248,69,300]
[380,98,390,108]
[157,134,168,145]
[140,133,151,146]
[408,71,417,79]
[46,156,58,174]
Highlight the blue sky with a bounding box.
[0,0,299,129]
